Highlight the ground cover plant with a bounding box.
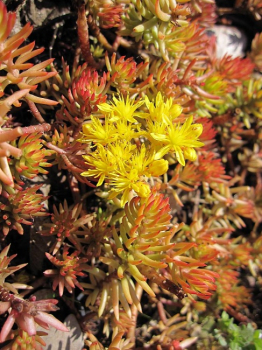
[0,0,262,349]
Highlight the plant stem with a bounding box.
[127,283,143,343]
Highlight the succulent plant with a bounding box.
[0,246,68,345]
[0,0,262,348]
[44,245,89,296]
[0,290,68,343]
[0,185,48,236]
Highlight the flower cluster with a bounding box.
[79,92,203,205]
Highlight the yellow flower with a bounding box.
[98,94,144,123]
[81,145,116,186]
[80,116,117,145]
[129,145,168,177]
[129,144,151,175]
[138,92,182,123]
[150,116,204,166]
[145,118,167,143]
[107,145,154,205]
[108,141,136,162]
[108,166,151,206]
[113,118,141,142]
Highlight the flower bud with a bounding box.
[184,148,197,162]
[148,159,169,176]
[132,182,151,198]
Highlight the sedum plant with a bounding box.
[0,246,68,345]
[0,0,262,349]
[214,311,262,350]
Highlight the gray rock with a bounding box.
[43,314,85,350]
[206,25,248,58]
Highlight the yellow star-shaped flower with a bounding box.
[98,94,144,123]
[151,116,204,166]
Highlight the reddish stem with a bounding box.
[87,14,113,53]
[225,305,251,324]
[27,100,45,123]
[157,300,167,324]
[76,4,100,69]
[68,173,81,203]
[22,123,51,134]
